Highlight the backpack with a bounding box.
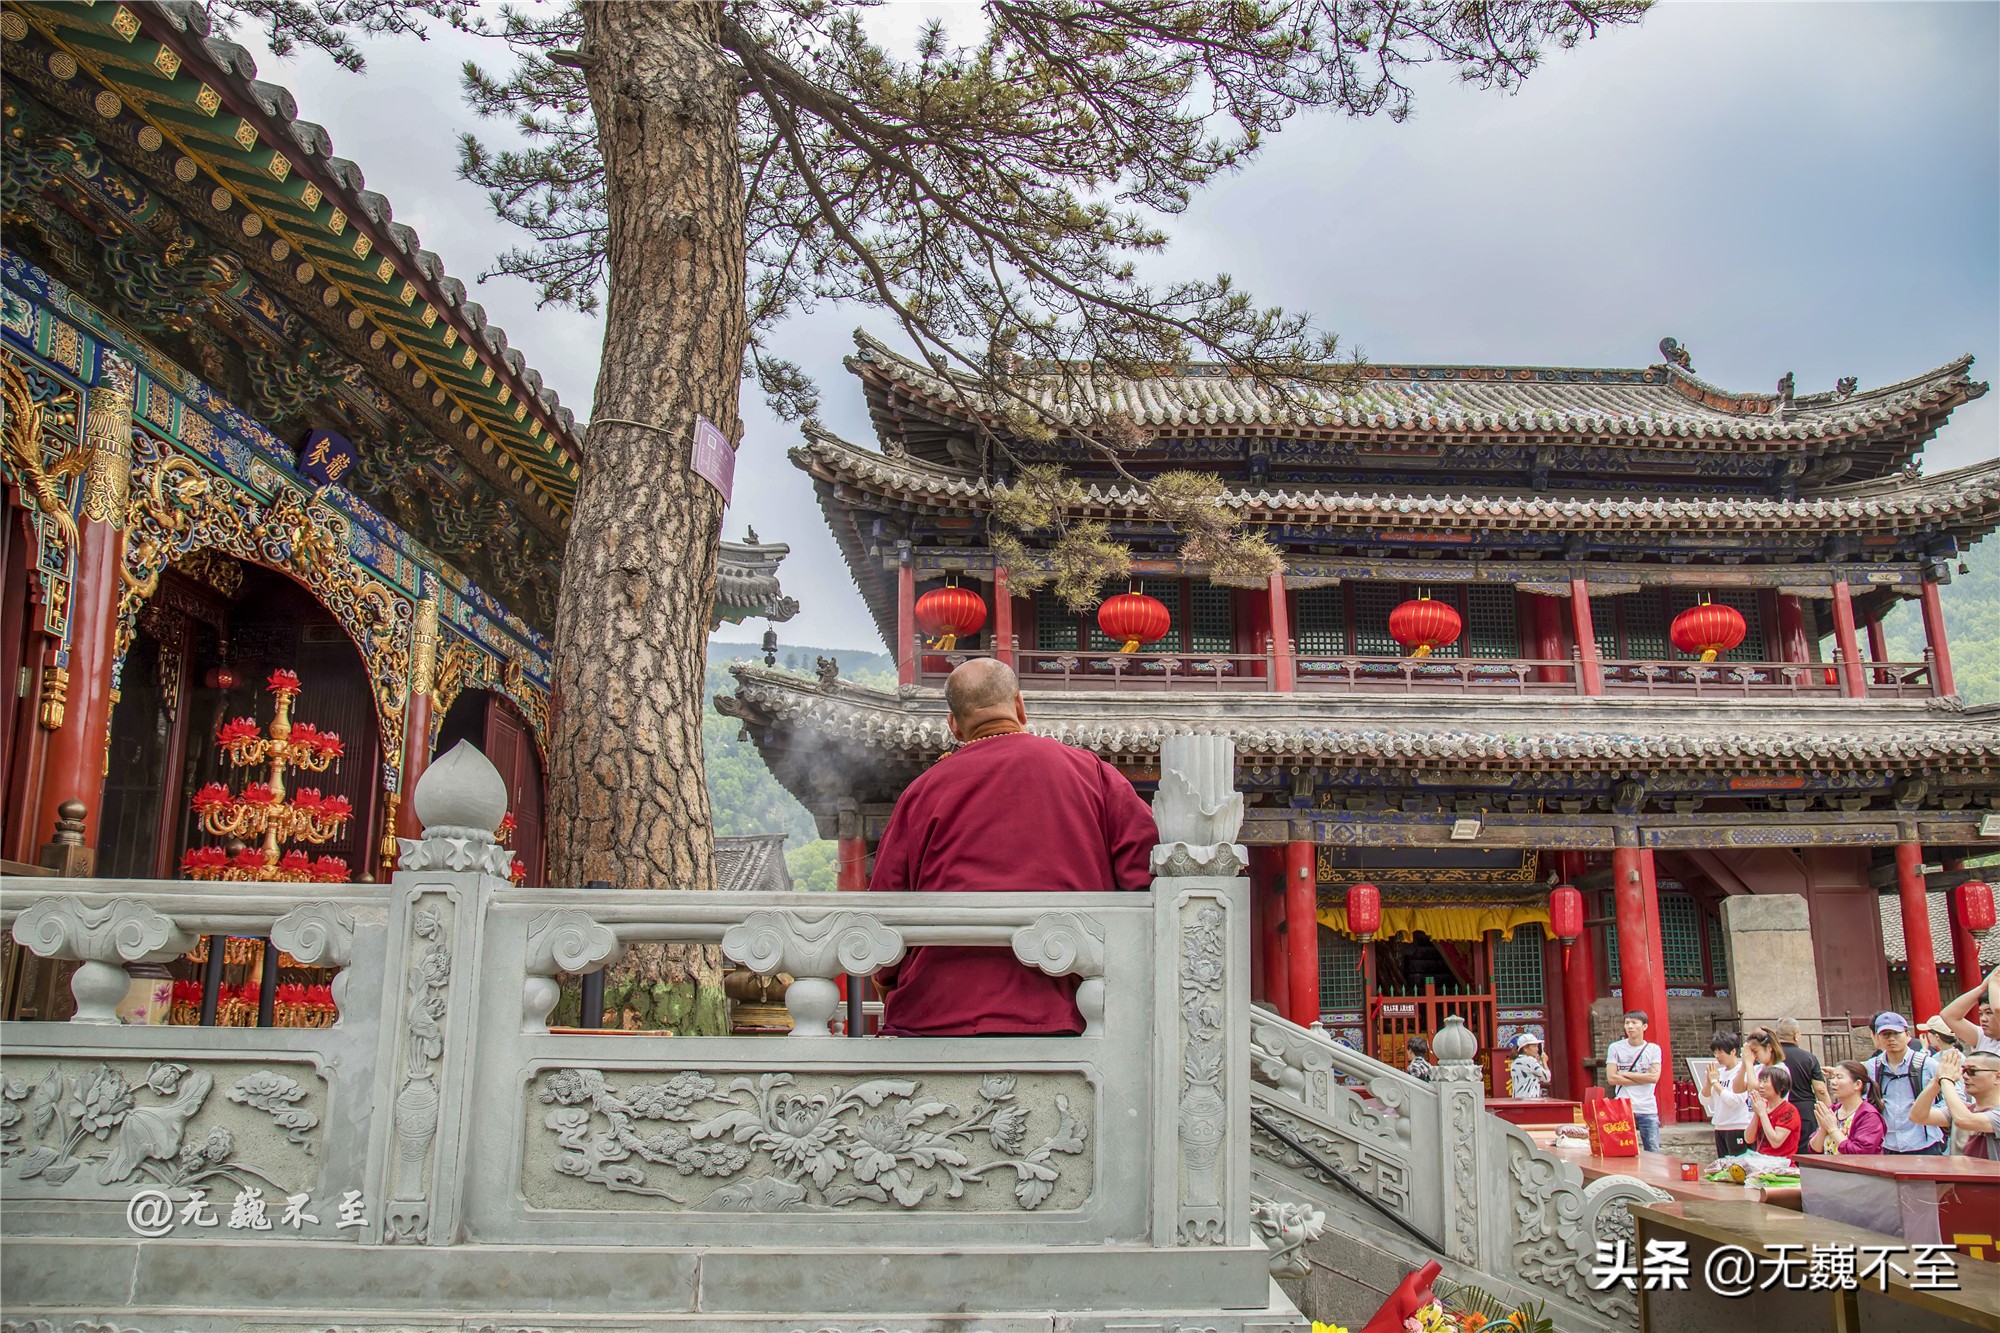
[1865,1049,1927,1099]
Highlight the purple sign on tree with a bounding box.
[691,415,735,504]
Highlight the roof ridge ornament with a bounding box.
[1659,337,1693,373]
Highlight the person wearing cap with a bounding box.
[1918,1013,1962,1055]
[1865,1011,1946,1155]
[1508,1031,1552,1099]
[1937,963,2000,1057]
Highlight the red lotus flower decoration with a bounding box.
[217,717,261,746]
[496,812,517,842]
[509,856,527,886]
[311,856,349,883]
[181,846,229,875]
[232,848,267,870]
[279,850,313,874]
[239,782,277,806]
[267,669,302,693]
[315,731,344,758]
[320,795,352,820]
[291,788,325,814]
[191,783,234,813]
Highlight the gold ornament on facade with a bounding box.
[37,666,69,730]
[1,354,80,547]
[410,596,439,696]
[79,355,135,526]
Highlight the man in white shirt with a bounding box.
[1701,1030,1754,1157]
[1938,964,2000,1057]
[1606,1009,1664,1153]
[1865,1011,1946,1155]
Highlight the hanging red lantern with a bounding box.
[1955,881,1997,935]
[1549,883,1584,945]
[1347,882,1381,941]
[1096,590,1172,653]
[914,584,988,650]
[1388,593,1461,658]
[1670,597,1747,662]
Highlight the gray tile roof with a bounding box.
[1880,890,2000,967]
[850,331,1986,451]
[794,429,2000,539]
[715,538,799,626]
[723,665,1999,773]
[714,834,793,895]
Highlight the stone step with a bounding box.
[1,1236,1306,1332]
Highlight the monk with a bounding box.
[868,657,1157,1036]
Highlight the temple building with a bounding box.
[0,4,789,1016]
[725,330,2000,1111]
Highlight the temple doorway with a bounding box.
[436,688,545,886]
[96,561,385,881]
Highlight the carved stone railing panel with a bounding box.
[522,907,622,1034]
[1012,910,1108,1035]
[721,907,906,1038]
[9,895,194,1024]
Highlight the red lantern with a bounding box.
[204,667,238,691]
[1347,882,1381,941]
[1550,883,1584,948]
[1096,590,1172,653]
[1670,598,1747,663]
[914,585,988,650]
[1388,594,1462,658]
[1956,881,1997,935]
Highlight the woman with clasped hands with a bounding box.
[1810,1061,1887,1155]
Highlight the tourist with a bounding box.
[1733,1026,1784,1096]
[1938,963,2000,1056]
[1405,1035,1435,1083]
[1865,1012,1945,1156]
[1702,1031,1754,1158]
[868,659,1156,1035]
[1605,1010,1664,1153]
[1508,1032,1551,1098]
[1744,1064,1803,1159]
[1810,1061,1887,1155]
[1773,1017,1829,1151]
[1910,1047,2000,1159]
[1918,1013,1962,1055]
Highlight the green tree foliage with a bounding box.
[1879,539,1999,706]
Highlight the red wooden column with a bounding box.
[1258,846,1292,1018]
[395,596,439,839]
[1942,858,1984,993]
[1896,841,1943,1021]
[1266,572,1295,692]
[1569,578,1603,696]
[1774,594,1811,663]
[837,838,869,892]
[1919,579,1957,697]
[895,546,916,687]
[37,356,136,853]
[1285,839,1319,1025]
[1636,848,1678,1122]
[1247,850,1267,1003]
[1559,851,1598,1101]
[1829,581,1867,699]
[1529,593,1565,684]
[992,566,1014,667]
[1611,843,1671,1117]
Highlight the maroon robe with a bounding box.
[868,730,1156,1035]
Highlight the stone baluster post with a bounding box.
[371,739,516,1246]
[1431,1013,1494,1269]
[721,908,906,1038]
[9,894,193,1024]
[1149,733,1251,1249]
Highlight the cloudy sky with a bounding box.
[230,1,1998,652]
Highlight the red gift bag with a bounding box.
[1586,1097,1640,1157]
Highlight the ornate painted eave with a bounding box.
[714,536,799,627]
[848,330,1986,478]
[1,0,583,539]
[722,664,2000,776]
[794,428,2000,540]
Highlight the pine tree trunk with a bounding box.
[550,1,745,1032]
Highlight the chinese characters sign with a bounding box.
[690,416,735,504]
[297,430,357,490]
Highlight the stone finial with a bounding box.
[398,740,513,876]
[1433,1014,1479,1064]
[1150,733,1246,878]
[413,740,509,832]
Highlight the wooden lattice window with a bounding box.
[1660,893,1706,985]
[1493,927,1545,1006]
[1707,911,1728,989]
[1352,582,1409,656]
[1190,584,1233,654]
[1590,596,1621,663]
[1034,595,1079,651]
[1464,586,1520,660]
[1621,594,1670,660]
[1295,587,1345,655]
[1319,929,1364,1012]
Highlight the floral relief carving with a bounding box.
[528,1068,1089,1213]
[1176,899,1228,1244]
[386,902,452,1243]
[227,1072,321,1149]
[0,1061,313,1193]
[1503,1127,1665,1324]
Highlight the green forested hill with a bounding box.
[1881,538,1999,705]
[704,640,895,890]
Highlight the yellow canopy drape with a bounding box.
[1317,904,1551,943]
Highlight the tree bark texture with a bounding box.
[552,2,747,1031]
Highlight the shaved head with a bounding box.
[945,658,1020,721]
